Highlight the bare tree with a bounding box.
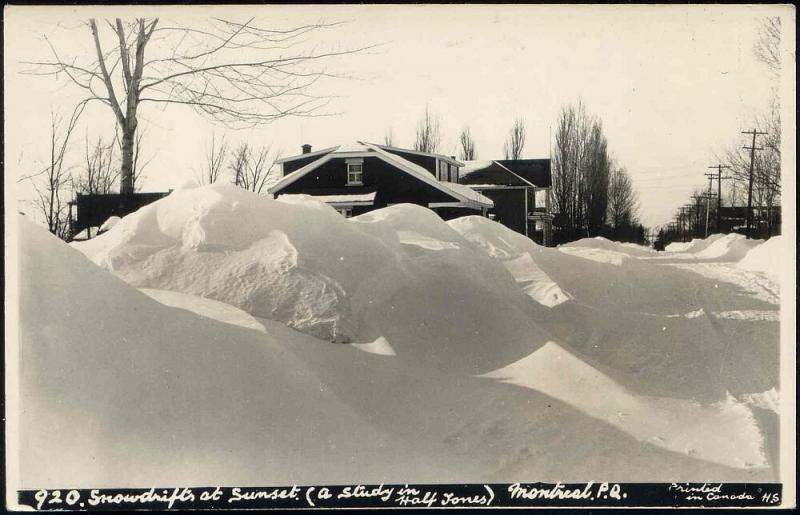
[73,133,119,195]
[503,118,525,160]
[754,17,782,77]
[384,127,394,147]
[25,17,373,196]
[414,106,441,154]
[196,133,229,185]
[459,126,477,161]
[607,167,639,231]
[230,143,250,189]
[581,120,611,235]
[552,101,590,232]
[231,143,280,194]
[31,109,81,240]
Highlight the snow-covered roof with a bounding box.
[313,192,377,205]
[366,142,464,167]
[274,145,339,164]
[363,143,492,210]
[460,160,495,177]
[268,142,493,210]
[439,182,494,207]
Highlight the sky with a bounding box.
[4,4,794,229]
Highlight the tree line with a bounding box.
[391,102,645,245]
[656,16,783,249]
[551,100,643,244]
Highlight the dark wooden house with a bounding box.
[269,142,493,219]
[67,191,172,241]
[459,159,553,245]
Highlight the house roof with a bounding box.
[365,142,464,167]
[311,192,377,206]
[274,146,339,164]
[267,141,493,210]
[460,160,533,187]
[495,159,551,188]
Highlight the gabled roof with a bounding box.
[267,141,492,210]
[365,142,464,167]
[274,146,339,164]
[495,159,551,188]
[460,160,534,187]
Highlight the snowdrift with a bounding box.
[447,216,570,307]
[738,236,783,278]
[15,208,781,487]
[665,234,725,254]
[562,236,655,258]
[74,185,547,372]
[17,218,775,485]
[694,233,762,261]
[16,216,407,487]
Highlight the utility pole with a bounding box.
[703,172,715,238]
[742,129,767,239]
[708,164,731,233]
[701,191,717,238]
[691,196,703,239]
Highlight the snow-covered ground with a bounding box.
[12,184,784,487]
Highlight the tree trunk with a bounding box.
[120,122,136,195]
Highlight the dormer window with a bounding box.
[346,158,363,186]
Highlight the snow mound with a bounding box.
[695,233,762,261]
[140,288,266,332]
[480,342,767,469]
[74,185,546,372]
[15,216,402,487]
[738,236,782,278]
[98,216,121,234]
[448,216,570,307]
[665,241,693,253]
[562,236,654,258]
[557,246,630,266]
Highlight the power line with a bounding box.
[742,129,767,239]
[708,164,731,233]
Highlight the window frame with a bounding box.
[346,158,364,186]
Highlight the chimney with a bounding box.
[301,144,312,154]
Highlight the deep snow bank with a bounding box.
[16,216,777,485]
[447,216,570,307]
[16,216,410,487]
[738,236,783,278]
[694,233,762,261]
[74,185,547,372]
[480,341,767,469]
[556,237,656,266]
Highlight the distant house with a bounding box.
[459,159,553,246]
[68,191,172,241]
[268,142,493,219]
[718,205,781,237]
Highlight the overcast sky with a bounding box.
[5,4,794,228]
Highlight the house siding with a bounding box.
[381,148,437,176]
[283,153,329,175]
[474,188,527,235]
[277,156,458,208]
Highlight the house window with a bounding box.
[437,160,447,181]
[337,207,353,218]
[346,159,363,185]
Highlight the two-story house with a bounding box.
[268,142,493,219]
[459,159,553,246]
